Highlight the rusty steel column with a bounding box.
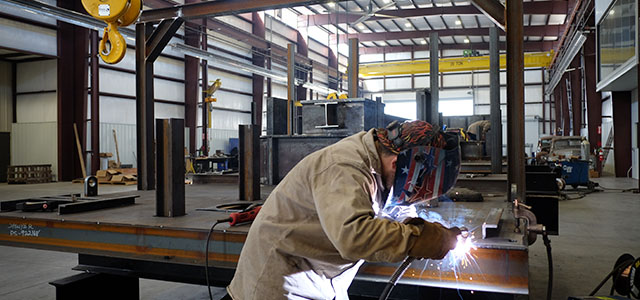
[490,26,502,173]
[348,38,359,98]
[239,125,260,201]
[506,0,525,202]
[429,33,440,127]
[184,12,199,156]
[136,22,155,190]
[570,56,582,136]
[583,14,602,172]
[90,30,100,175]
[156,118,185,217]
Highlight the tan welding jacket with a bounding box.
[227,129,423,300]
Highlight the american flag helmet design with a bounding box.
[388,145,461,206]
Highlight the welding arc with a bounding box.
[378,256,416,300]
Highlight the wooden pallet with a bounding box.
[99,181,137,186]
[7,165,52,184]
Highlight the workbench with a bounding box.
[0,183,528,299]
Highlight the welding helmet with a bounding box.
[377,121,461,207]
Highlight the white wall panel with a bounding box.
[524,69,543,83]
[100,69,136,96]
[208,71,252,94]
[154,79,184,102]
[308,51,326,64]
[0,0,57,24]
[414,51,429,59]
[414,76,429,88]
[11,122,58,180]
[16,93,57,123]
[361,53,384,63]
[101,96,136,124]
[442,73,472,87]
[363,79,384,92]
[525,86,543,103]
[155,103,184,119]
[385,52,412,61]
[216,16,252,32]
[17,60,57,92]
[0,19,56,57]
[385,77,412,90]
[155,56,185,80]
[473,72,490,86]
[214,91,252,111]
[272,83,288,99]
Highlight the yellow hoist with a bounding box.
[81,0,142,64]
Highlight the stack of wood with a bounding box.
[7,164,52,184]
[96,168,137,185]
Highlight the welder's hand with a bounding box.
[405,218,461,259]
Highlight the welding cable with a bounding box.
[378,256,416,300]
[588,258,635,296]
[205,220,224,300]
[542,232,553,300]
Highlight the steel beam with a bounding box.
[136,23,155,191]
[429,33,439,127]
[140,0,342,22]
[332,25,562,44]
[359,41,558,54]
[287,44,295,136]
[348,38,359,99]
[489,26,502,174]
[471,0,505,30]
[505,0,525,202]
[201,20,209,156]
[90,30,100,176]
[298,1,567,26]
[57,0,89,181]
[146,18,184,63]
[252,12,266,132]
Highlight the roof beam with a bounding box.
[332,25,564,44]
[298,1,568,27]
[471,0,506,29]
[140,0,345,22]
[358,41,559,54]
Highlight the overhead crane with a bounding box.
[359,51,553,77]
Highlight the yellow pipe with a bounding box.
[359,51,554,77]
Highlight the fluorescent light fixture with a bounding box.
[609,10,615,15]
[464,38,470,43]
[455,20,462,25]
[358,24,365,29]
[421,40,427,44]
[404,22,412,28]
[327,2,335,7]
[379,41,386,45]
[545,33,587,94]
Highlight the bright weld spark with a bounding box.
[449,235,477,267]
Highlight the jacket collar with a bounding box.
[362,129,383,176]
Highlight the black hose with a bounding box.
[205,221,223,300]
[542,232,552,300]
[378,257,416,300]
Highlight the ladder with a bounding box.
[565,77,574,135]
[602,126,614,163]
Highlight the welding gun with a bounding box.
[218,205,262,226]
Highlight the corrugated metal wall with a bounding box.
[11,122,58,180]
[0,61,11,132]
[99,123,136,168]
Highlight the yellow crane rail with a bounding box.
[359,51,553,77]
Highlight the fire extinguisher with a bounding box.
[598,148,604,162]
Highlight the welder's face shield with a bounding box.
[385,145,461,209]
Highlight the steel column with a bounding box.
[11,62,16,123]
[136,23,156,191]
[583,14,602,171]
[184,19,199,156]
[429,33,440,127]
[505,0,525,202]
[156,119,185,217]
[612,92,632,177]
[90,30,100,175]
[348,38,359,98]
[328,49,338,91]
[201,21,209,156]
[287,44,295,136]
[297,32,309,102]
[239,125,260,201]
[57,0,89,181]
[489,26,502,173]
[252,12,266,132]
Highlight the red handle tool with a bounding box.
[227,206,262,226]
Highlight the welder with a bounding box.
[226,120,463,300]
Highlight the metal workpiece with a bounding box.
[505,0,526,204]
[299,98,385,136]
[482,208,503,239]
[239,125,261,201]
[156,118,185,217]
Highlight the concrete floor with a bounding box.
[0,177,638,300]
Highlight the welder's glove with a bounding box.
[405,218,461,260]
